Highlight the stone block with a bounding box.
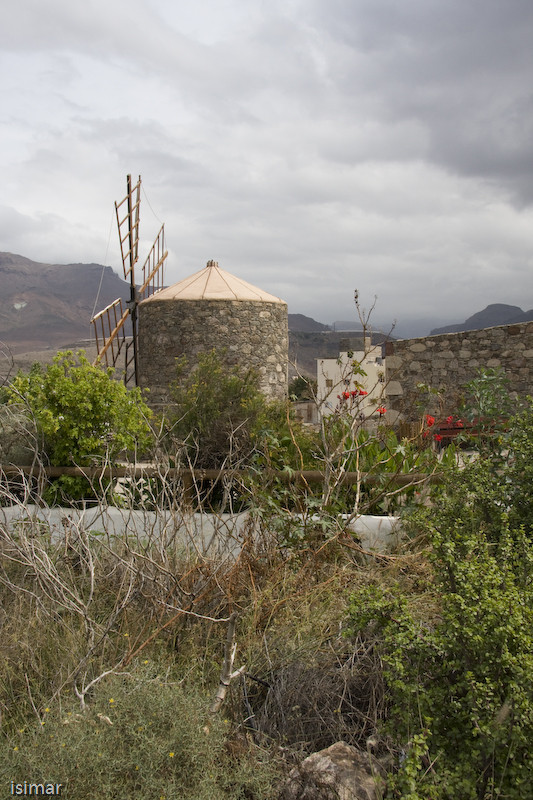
[386,381,403,396]
[385,355,402,370]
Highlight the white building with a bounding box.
[316,337,387,422]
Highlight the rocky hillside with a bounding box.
[0,252,131,352]
[288,313,330,333]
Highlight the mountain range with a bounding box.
[430,303,533,335]
[1,252,531,376]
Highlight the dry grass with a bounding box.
[0,470,433,796]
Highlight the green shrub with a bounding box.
[165,349,267,469]
[457,367,516,457]
[345,407,533,799]
[2,672,279,800]
[505,403,533,535]
[161,349,320,513]
[7,351,153,503]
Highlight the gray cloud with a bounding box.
[310,0,533,202]
[1,0,533,335]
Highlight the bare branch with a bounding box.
[210,612,246,714]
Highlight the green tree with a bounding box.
[162,349,320,513]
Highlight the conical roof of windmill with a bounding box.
[142,260,285,304]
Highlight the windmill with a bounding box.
[91,175,168,386]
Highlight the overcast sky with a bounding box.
[2,0,533,336]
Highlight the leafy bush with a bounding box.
[165,349,267,469]
[455,367,516,457]
[7,351,153,502]
[504,403,533,535]
[345,404,533,799]
[162,349,320,512]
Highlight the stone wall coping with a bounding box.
[395,320,533,347]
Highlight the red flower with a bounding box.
[456,419,464,428]
[351,390,359,398]
[425,415,435,427]
[434,433,443,442]
[359,390,368,396]
[446,415,453,424]
[342,391,350,400]
[377,406,386,416]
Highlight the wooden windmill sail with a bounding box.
[91,175,167,386]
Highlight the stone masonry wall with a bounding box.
[138,298,288,407]
[385,321,533,419]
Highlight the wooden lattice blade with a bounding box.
[91,297,129,368]
[139,224,168,299]
[115,175,141,282]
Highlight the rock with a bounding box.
[280,742,386,800]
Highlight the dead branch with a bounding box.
[210,611,246,714]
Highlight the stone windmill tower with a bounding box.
[91,177,288,407]
[137,260,288,406]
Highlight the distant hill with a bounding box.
[0,252,130,352]
[430,303,533,335]
[288,313,330,332]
